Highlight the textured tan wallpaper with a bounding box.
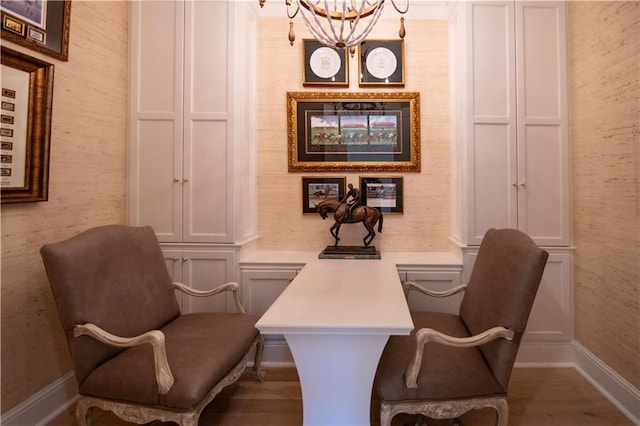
[0,1,129,412]
[569,2,640,389]
[257,18,452,252]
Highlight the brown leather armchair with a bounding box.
[40,225,264,426]
[375,228,548,426]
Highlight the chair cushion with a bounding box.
[79,313,260,409]
[376,312,505,402]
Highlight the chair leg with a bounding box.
[75,398,92,426]
[254,335,266,382]
[380,402,394,426]
[495,398,509,426]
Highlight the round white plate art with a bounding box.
[365,47,397,80]
[309,47,341,79]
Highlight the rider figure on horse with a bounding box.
[340,183,362,222]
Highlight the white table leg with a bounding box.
[285,333,389,426]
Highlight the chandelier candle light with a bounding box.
[259,0,409,49]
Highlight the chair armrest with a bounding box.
[403,281,467,298]
[173,281,246,314]
[405,326,515,389]
[73,323,175,395]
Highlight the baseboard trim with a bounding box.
[1,371,78,426]
[515,341,576,366]
[572,342,640,425]
[5,340,638,425]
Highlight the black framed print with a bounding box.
[303,39,349,87]
[359,39,404,87]
[302,176,346,214]
[360,176,403,213]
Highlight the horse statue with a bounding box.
[315,198,383,247]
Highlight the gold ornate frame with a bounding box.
[287,91,420,172]
[1,47,54,204]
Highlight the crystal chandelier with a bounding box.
[259,0,409,49]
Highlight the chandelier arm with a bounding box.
[390,0,409,14]
[343,0,367,42]
[299,5,336,46]
[286,0,300,19]
[327,0,344,46]
[344,2,383,47]
[293,0,388,49]
[300,1,335,44]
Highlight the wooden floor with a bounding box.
[48,367,633,426]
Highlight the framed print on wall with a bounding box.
[359,39,404,87]
[302,176,346,214]
[1,46,54,204]
[1,0,71,61]
[360,176,403,213]
[287,91,420,173]
[303,39,349,87]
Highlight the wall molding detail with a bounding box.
[1,371,78,426]
[5,341,638,425]
[572,342,640,424]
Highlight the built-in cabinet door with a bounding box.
[514,2,570,246]
[462,1,569,246]
[162,248,237,314]
[182,0,234,243]
[129,1,237,244]
[465,1,518,244]
[129,1,184,242]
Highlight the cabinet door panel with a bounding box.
[134,120,181,240]
[241,270,297,317]
[471,123,517,242]
[469,2,514,117]
[516,2,570,245]
[182,251,235,313]
[187,0,229,114]
[524,252,572,341]
[183,120,231,242]
[519,124,568,244]
[129,1,184,242]
[518,3,563,119]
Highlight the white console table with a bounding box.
[255,258,413,426]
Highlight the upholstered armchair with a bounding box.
[40,225,264,426]
[376,228,548,426]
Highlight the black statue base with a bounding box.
[318,245,381,260]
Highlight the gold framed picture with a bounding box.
[1,47,54,204]
[287,91,420,172]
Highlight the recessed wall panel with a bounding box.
[520,125,564,240]
[471,3,511,117]
[473,124,515,238]
[188,1,228,113]
[185,120,228,238]
[137,120,178,235]
[521,5,561,118]
[137,1,180,113]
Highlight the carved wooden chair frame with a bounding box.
[74,281,265,426]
